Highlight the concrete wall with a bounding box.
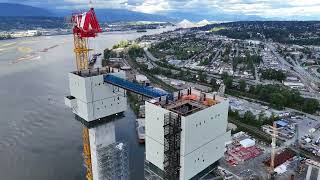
[181,100,229,155]
[145,96,230,180]
[68,71,127,122]
[180,99,230,180]
[180,132,230,180]
[145,102,170,170]
[89,122,116,180]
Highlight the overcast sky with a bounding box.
[2,0,320,19]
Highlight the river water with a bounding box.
[0,28,172,180]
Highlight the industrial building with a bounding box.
[145,88,231,180]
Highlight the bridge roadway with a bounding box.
[104,74,171,99]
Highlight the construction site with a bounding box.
[62,3,320,180]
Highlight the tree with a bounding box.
[229,109,240,119]
[210,78,218,88]
[198,71,207,83]
[248,85,256,93]
[270,93,285,109]
[243,111,255,124]
[185,70,192,80]
[222,72,233,89]
[263,113,277,126]
[152,67,161,75]
[103,48,112,60]
[101,59,108,67]
[261,69,286,82]
[128,44,143,58]
[239,79,247,92]
[302,99,319,114]
[113,40,129,49]
[179,70,185,78]
[199,58,210,66]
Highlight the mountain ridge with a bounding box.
[0,3,175,23]
[0,3,55,17]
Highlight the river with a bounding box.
[0,28,173,180]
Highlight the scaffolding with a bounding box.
[97,142,129,180]
[163,112,182,180]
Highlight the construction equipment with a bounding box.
[71,3,102,180]
[270,121,278,178]
[294,124,304,174]
[71,3,101,70]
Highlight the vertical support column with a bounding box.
[83,127,93,180]
[317,168,320,180]
[306,165,312,180]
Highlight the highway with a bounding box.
[144,46,320,101]
[265,43,320,100]
[266,43,319,93]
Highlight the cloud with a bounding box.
[131,0,171,13]
[1,0,320,19]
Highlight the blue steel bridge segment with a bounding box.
[104,75,171,98]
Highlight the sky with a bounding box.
[1,0,320,20]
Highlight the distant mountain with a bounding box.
[53,8,175,23]
[165,11,266,22]
[0,3,175,22]
[0,3,271,23]
[177,19,196,28]
[196,20,211,27]
[0,3,54,17]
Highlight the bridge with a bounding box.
[104,74,172,99]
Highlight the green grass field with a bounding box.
[209,26,227,32]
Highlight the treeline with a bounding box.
[149,35,203,60]
[229,109,276,128]
[128,44,144,58]
[198,21,320,46]
[222,73,319,114]
[233,53,262,72]
[0,34,14,40]
[112,40,130,49]
[249,84,319,113]
[260,69,286,81]
[0,17,66,31]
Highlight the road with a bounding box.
[266,43,320,101]
[208,42,224,66]
[143,47,257,84]
[266,43,319,93]
[144,45,320,102]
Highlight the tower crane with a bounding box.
[71,4,101,70]
[71,3,102,180]
[270,121,278,178]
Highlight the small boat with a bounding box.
[89,53,102,66]
[136,118,145,144]
[136,29,147,33]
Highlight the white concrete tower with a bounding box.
[65,68,127,123]
[145,88,231,180]
[65,67,128,180]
